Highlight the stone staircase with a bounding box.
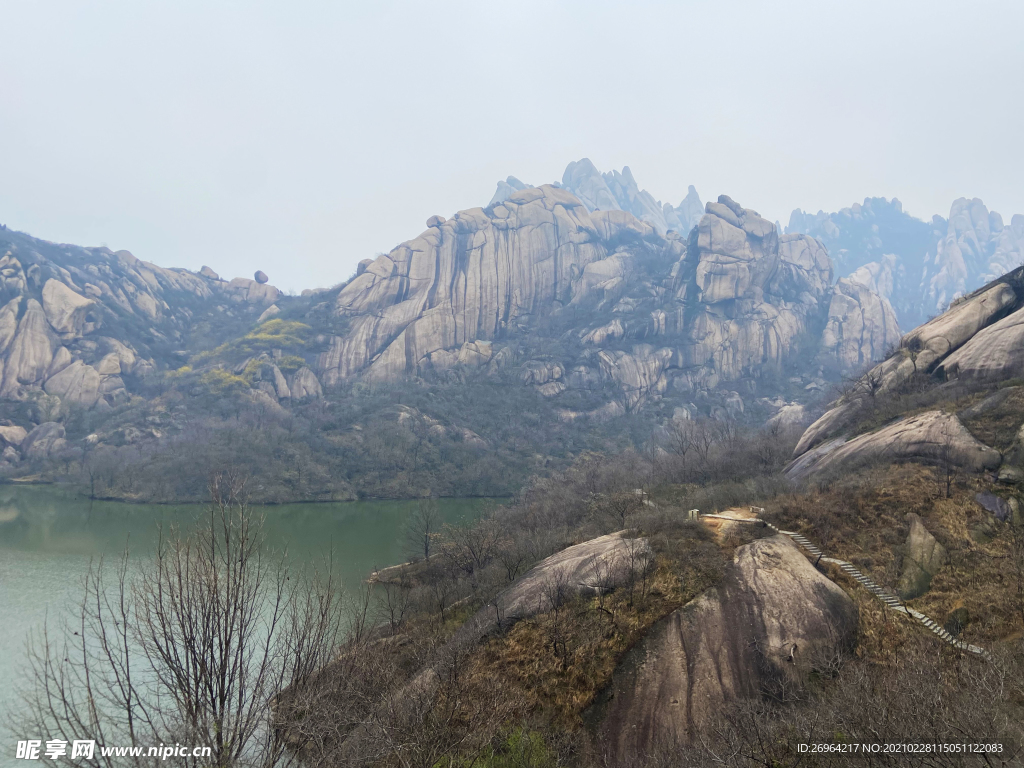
[699,510,993,662]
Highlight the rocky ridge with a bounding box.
[789,196,1024,329]
[489,158,705,237]
[312,186,900,417]
[0,226,281,413]
[788,264,1024,483]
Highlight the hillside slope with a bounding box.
[1,182,902,501]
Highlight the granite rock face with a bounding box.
[821,276,901,370]
[787,410,1001,482]
[792,276,1023,460]
[0,228,281,410]
[789,196,1024,329]
[937,303,1024,382]
[314,187,894,413]
[596,535,857,760]
[319,185,625,384]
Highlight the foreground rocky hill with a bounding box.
[786,263,1024,489]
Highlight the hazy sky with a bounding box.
[2,1,1022,293]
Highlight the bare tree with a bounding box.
[938,419,960,499]
[18,473,344,768]
[404,498,441,562]
[375,578,413,635]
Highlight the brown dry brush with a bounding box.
[660,643,1024,768]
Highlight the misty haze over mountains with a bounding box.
[490,159,1024,332]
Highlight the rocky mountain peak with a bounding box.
[489,159,705,237]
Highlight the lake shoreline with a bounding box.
[0,478,510,507]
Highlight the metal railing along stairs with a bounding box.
[698,510,993,662]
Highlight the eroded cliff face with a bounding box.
[318,185,623,384]
[313,186,898,413]
[0,227,279,410]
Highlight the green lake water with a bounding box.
[0,484,496,765]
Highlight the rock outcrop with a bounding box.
[786,410,1001,482]
[21,422,67,460]
[0,226,281,410]
[937,303,1024,382]
[897,513,947,600]
[792,275,1023,460]
[461,530,650,638]
[288,367,323,400]
[595,535,857,760]
[318,185,629,384]
[314,186,894,416]
[821,276,901,370]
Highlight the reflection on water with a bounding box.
[0,484,496,767]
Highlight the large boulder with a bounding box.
[786,410,1001,482]
[595,535,857,760]
[897,513,947,599]
[417,532,651,655]
[937,303,1024,382]
[41,279,95,338]
[288,367,323,399]
[0,299,58,396]
[21,422,67,460]
[0,425,28,447]
[43,360,101,407]
[225,277,279,305]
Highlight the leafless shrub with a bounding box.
[405,498,441,562]
[16,473,344,768]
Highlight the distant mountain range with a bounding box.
[497,160,1023,332]
[1,159,1019,500]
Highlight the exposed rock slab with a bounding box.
[455,531,651,646]
[937,304,1024,382]
[902,282,1015,372]
[786,410,1000,482]
[897,513,947,599]
[595,535,856,759]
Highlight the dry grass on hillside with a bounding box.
[465,527,730,729]
[765,463,1024,651]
